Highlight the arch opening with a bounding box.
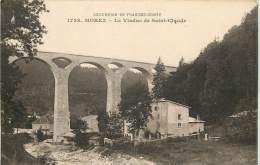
[68,62,107,131]
[14,58,55,137]
[132,67,151,78]
[52,57,72,68]
[108,62,124,71]
[121,68,150,100]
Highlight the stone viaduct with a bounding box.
[10,51,176,142]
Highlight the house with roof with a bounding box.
[145,99,205,138]
[81,115,99,133]
[32,114,54,134]
[143,99,205,139]
[188,116,205,135]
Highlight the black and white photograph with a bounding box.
[1,0,258,164]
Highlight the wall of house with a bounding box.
[158,102,168,135]
[144,101,206,138]
[87,118,99,132]
[32,124,54,132]
[167,102,190,136]
[82,116,99,132]
[147,102,168,134]
[147,101,190,137]
[189,123,204,134]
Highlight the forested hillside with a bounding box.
[165,7,257,123]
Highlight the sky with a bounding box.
[39,0,257,66]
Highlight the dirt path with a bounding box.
[24,142,155,165]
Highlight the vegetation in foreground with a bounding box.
[1,0,48,134]
[1,133,44,165]
[3,133,256,165]
[105,139,256,165]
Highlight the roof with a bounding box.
[153,98,191,108]
[63,132,75,137]
[189,117,205,123]
[81,115,98,121]
[229,111,249,118]
[89,136,100,140]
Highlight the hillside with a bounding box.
[164,7,257,123]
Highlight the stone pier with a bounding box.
[53,68,71,141]
[106,68,128,114]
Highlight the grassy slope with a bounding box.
[108,139,256,165]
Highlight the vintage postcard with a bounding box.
[1,0,258,164]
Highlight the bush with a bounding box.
[35,129,47,142]
[106,114,123,139]
[1,134,38,165]
[70,116,90,149]
[37,153,56,165]
[225,110,257,144]
[97,110,109,142]
[24,116,37,129]
[73,131,90,149]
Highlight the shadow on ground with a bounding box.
[1,133,45,165]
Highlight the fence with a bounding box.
[104,133,203,148]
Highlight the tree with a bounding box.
[163,6,257,125]
[178,57,185,68]
[152,57,167,101]
[232,98,257,142]
[226,109,257,144]
[106,114,124,139]
[119,82,152,138]
[70,115,89,148]
[24,115,37,129]
[35,129,45,142]
[1,46,27,133]
[1,0,48,133]
[12,101,27,133]
[70,115,87,132]
[97,110,109,138]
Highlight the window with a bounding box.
[178,123,182,128]
[154,106,158,111]
[178,114,181,120]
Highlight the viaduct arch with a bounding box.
[9,51,176,142]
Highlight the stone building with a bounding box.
[81,115,99,133]
[32,115,54,135]
[146,99,205,138]
[188,116,205,134]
